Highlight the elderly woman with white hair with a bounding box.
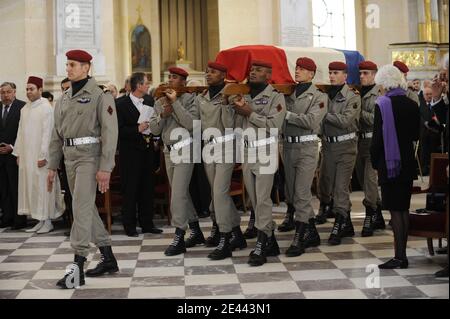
[370,65,420,269]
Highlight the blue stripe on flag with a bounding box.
[335,49,366,85]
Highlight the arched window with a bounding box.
[312,0,356,50]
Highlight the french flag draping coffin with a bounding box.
[215,45,295,84]
[215,45,365,85]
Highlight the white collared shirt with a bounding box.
[129,93,145,114]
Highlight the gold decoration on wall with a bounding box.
[177,42,185,62]
[136,4,143,25]
[428,50,437,65]
[392,51,426,67]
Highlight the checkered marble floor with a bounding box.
[0,190,448,299]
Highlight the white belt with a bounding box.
[285,135,319,143]
[244,136,277,148]
[64,137,100,147]
[166,137,193,152]
[359,132,373,139]
[207,134,235,145]
[324,132,356,143]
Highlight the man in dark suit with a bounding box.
[419,86,442,175]
[116,73,162,237]
[0,82,26,229]
[431,55,448,278]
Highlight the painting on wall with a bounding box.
[131,24,152,73]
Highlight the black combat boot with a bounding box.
[328,214,344,246]
[229,226,247,251]
[243,209,258,239]
[208,232,232,260]
[340,212,355,238]
[329,211,355,246]
[248,230,268,267]
[185,221,206,248]
[304,218,321,248]
[56,255,86,289]
[278,204,295,232]
[205,222,220,247]
[315,201,334,225]
[361,206,375,237]
[266,230,280,257]
[373,204,386,230]
[164,228,186,256]
[85,246,119,277]
[286,221,306,257]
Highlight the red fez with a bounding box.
[207,61,228,73]
[251,60,272,69]
[296,57,317,72]
[27,76,43,89]
[66,50,93,63]
[168,67,189,78]
[393,61,409,74]
[329,61,348,71]
[358,61,378,71]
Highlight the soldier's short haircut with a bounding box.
[130,72,147,92]
[0,82,16,89]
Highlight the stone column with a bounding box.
[418,0,428,41]
[431,0,440,42]
[438,0,449,43]
[418,0,434,41]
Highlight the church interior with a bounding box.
[0,0,448,301]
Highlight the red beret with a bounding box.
[393,61,409,74]
[27,76,43,89]
[296,57,317,72]
[207,61,228,73]
[359,61,378,71]
[66,50,93,63]
[168,67,189,78]
[329,61,348,71]
[251,60,272,69]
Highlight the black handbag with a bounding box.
[426,193,447,212]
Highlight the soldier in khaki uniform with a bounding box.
[280,57,327,257]
[357,61,386,237]
[47,50,119,289]
[194,62,247,260]
[318,61,361,246]
[394,61,420,106]
[149,67,204,256]
[232,60,286,267]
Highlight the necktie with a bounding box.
[2,105,10,126]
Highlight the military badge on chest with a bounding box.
[254,98,269,106]
[77,97,91,104]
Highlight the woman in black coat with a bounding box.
[370,65,420,269]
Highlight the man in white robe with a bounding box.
[13,76,64,233]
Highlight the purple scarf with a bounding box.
[376,87,406,179]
